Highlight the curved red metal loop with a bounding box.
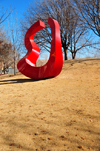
[17,18,63,80]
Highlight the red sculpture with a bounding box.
[17,18,63,80]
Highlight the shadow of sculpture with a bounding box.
[0,77,54,85]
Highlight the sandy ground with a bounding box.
[0,58,100,151]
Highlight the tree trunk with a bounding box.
[1,62,2,74]
[72,52,76,59]
[64,48,68,60]
[14,56,16,75]
[4,63,5,74]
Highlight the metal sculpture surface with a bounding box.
[17,18,63,80]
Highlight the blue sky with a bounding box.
[0,0,36,25]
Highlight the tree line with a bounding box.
[0,7,20,74]
[0,0,100,74]
[21,0,100,60]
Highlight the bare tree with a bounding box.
[0,38,12,74]
[21,0,84,60]
[74,0,100,37]
[21,0,99,60]
[7,14,21,75]
[0,6,13,25]
[67,18,99,59]
[0,6,13,74]
[0,26,20,74]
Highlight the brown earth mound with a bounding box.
[0,58,100,151]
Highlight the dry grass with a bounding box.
[0,58,100,151]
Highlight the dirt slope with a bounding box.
[0,58,100,151]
